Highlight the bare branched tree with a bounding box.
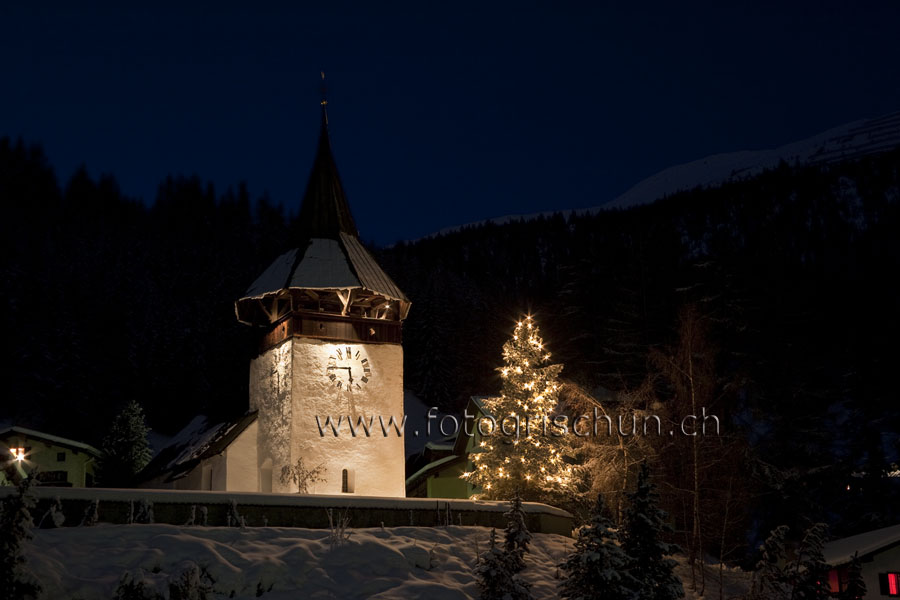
[279,458,326,494]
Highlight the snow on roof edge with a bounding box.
[0,426,101,455]
[823,522,900,566]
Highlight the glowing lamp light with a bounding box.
[10,447,25,462]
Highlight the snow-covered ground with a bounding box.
[24,523,749,599]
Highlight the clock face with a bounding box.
[325,345,372,391]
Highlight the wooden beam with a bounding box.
[335,289,355,316]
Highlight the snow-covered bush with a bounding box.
[168,562,215,600]
[226,499,245,528]
[621,462,684,600]
[184,504,197,527]
[38,495,66,528]
[0,475,41,600]
[113,571,162,600]
[135,498,154,524]
[749,524,789,599]
[559,494,637,600]
[80,499,100,526]
[750,523,831,600]
[474,528,533,600]
[113,562,214,600]
[786,522,830,599]
[503,491,532,574]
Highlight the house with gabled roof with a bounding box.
[824,522,900,597]
[0,425,100,487]
[406,396,493,498]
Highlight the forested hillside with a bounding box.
[2,136,898,541]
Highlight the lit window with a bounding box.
[882,572,900,596]
[9,447,25,462]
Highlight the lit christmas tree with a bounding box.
[463,315,574,500]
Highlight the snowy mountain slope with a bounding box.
[26,524,749,599]
[606,110,900,209]
[418,110,900,239]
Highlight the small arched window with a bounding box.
[341,469,349,493]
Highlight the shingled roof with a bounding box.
[235,106,409,324]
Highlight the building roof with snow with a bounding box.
[139,411,258,484]
[823,522,900,566]
[0,425,101,456]
[235,105,409,326]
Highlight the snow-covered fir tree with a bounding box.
[464,315,574,500]
[100,399,153,486]
[0,475,41,600]
[474,528,533,600]
[750,524,790,599]
[752,522,831,600]
[785,522,830,600]
[504,491,532,574]
[560,493,638,600]
[841,551,866,600]
[621,462,684,600]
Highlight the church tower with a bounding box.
[234,103,410,497]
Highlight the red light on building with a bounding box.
[890,572,899,596]
[827,569,840,593]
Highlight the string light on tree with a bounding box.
[463,315,574,500]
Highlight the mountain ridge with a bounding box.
[418,109,900,240]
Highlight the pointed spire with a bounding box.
[296,78,359,240]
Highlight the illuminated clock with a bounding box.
[325,345,372,390]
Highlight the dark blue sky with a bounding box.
[2,2,899,245]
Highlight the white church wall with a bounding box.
[249,340,293,493]
[210,454,227,490]
[290,338,406,498]
[225,420,258,492]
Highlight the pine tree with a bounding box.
[99,399,153,487]
[752,523,832,600]
[560,493,638,600]
[464,315,574,500]
[622,462,684,600]
[785,522,830,600]
[0,475,41,600]
[474,528,533,600]
[504,491,533,574]
[841,551,866,600]
[750,524,790,599]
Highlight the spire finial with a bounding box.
[319,71,328,126]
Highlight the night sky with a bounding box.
[2,3,899,245]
